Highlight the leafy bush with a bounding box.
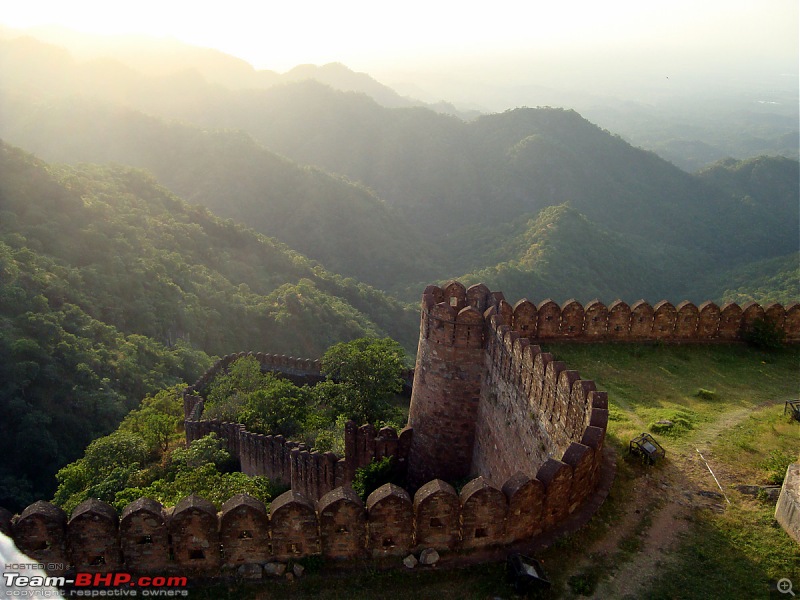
[320,337,406,424]
[742,317,785,350]
[761,450,795,485]
[238,376,313,438]
[696,388,717,401]
[308,414,348,455]
[352,456,399,501]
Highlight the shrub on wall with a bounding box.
[742,317,785,350]
[352,456,401,501]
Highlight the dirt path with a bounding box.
[570,404,772,599]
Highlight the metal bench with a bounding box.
[629,432,666,464]
[784,400,800,422]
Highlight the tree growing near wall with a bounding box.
[319,337,405,424]
[203,338,406,444]
[351,456,402,501]
[742,317,786,350]
[203,356,315,438]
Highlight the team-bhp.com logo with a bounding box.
[4,571,188,597]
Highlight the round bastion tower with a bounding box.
[406,281,497,487]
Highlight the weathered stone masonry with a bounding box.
[406,282,610,544]
[4,283,797,574]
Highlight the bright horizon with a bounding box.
[2,0,797,77]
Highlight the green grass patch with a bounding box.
[714,404,800,484]
[642,407,701,438]
[643,504,800,599]
[696,387,717,400]
[761,450,796,485]
[546,344,799,412]
[545,343,799,444]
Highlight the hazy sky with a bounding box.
[2,0,796,74]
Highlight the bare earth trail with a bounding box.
[569,405,770,600]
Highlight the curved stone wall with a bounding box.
[8,281,793,575]
[406,282,609,543]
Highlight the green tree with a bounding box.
[205,356,265,406]
[238,374,312,438]
[319,337,405,423]
[83,431,149,478]
[169,432,231,471]
[119,386,185,454]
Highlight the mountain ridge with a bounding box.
[0,32,796,307]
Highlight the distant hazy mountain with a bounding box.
[0,29,471,118]
[4,25,796,170]
[182,82,795,268]
[456,204,703,304]
[0,91,446,293]
[0,32,796,307]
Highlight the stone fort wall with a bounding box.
[2,461,615,577]
[406,282,610,539]
[482,296,800,343]
[182,352,414,500]
[4,282,797,576]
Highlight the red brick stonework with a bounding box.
[6,282,797,577]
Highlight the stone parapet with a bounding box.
[775,463,800,544]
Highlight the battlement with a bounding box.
[186,351,324,402]
[2,456,613,577]
[409,283,610,507]
[11,281,794,577]
[418,283,800,344]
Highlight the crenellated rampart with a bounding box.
[7,281,797,577]
[471,305,607,499]
[2,464,614,577]
[499,297,800,343]
[182,351,414,500]
[407,281,610,541]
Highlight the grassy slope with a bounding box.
[183,344,799,599]
[543,342,800,599]
[546,343,800,444]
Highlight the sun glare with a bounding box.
[1,0,796,72]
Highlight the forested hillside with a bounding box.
[0,143,416,509]
[456,205,703,304]
[0,32,797,513]
[1,35,797,306]
[0,93,444,293]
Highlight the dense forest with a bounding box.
[0,32,797,512]
[0,143,415,509]
[52,337,406,515]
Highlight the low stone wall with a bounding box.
[184,352,324,417]
[498,297,800,343]
[183,351,415,500]
[183,412,413,501]
[775,463,800,544]
[2,460,613,576]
